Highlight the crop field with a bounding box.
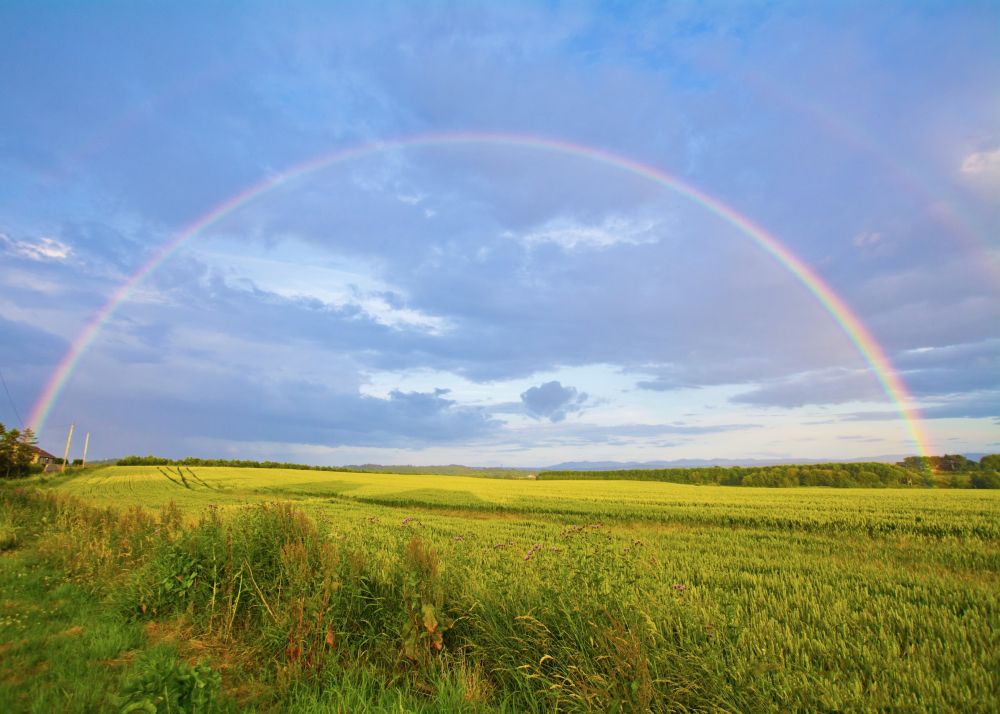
[3,466,999,712]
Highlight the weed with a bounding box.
[0,518,17,551]
[116,651,223,713]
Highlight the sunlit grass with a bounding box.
[3,466,997,711]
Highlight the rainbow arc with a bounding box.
[28,132,933,457]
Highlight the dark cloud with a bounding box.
[919,395,999,421]
[0,317,68,428]
[846,391,1000,422]
[896,340,1000,397]
[51,369,501,458]
[730,369,884,408]
[0,316,67,367]
[521,381,588,422]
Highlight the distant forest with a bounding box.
[107,454,1000,488]
[539,455,1000,488]
[113,456,530,479]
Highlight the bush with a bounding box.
[116,650,223,713]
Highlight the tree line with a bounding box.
[116,455,359,471]
[5,442,995,487]
[538,456,1000,488]
[114,456,529,478]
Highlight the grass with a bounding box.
[1,467,997,711]
[0,518,164,712]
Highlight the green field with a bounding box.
[2,466,998,711]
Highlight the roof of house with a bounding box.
[31,445,57,459]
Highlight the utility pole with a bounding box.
[62,423,74,473]
[82,432,90,467]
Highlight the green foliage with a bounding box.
[400,537,453,666]
[539,461,923,487]
[118,455,173,466]
[974,453,1000,488]
[0,520,17,551]
[116,455,530,478]
[129,502,346,688]
[0,422,38,479]
[116,651,222,713]
[971,471,1000,489]
[5,469,999,711]
[0,507,150,713]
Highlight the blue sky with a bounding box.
[1,1,997,465]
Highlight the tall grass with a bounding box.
[3,476,998,711]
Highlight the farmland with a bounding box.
[2,466,999,711]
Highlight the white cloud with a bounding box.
[852,231,882,248]
[1,234,72,261]
[960,147,1000,175]
[507,215,661,250]
[194,242,451,334]
[396,191,426,205]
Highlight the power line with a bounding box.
[0,367,24,429]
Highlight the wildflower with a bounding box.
[523,543,543,560]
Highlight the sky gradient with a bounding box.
[2,1,998,466]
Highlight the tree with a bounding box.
[973,454,1000,489]
[971,471,1000,489]
[0,422,38,479]
[900,456,932,472]
[979,454,1000,472]
[937,454,974,472]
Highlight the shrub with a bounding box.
[116,651,223,713]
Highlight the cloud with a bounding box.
[918,394,999,421]
[632,350,846,394]
[58,221,146,271]
[507,215,662,251]
[961,147,1000,175]
[852,231,883,249]
[846,391,1000,422]
[2,1,999,461]
[728,339,1000,409]
[1,234,72,261]
[54,363,503,452]
[895,339,1000,397]
[520,380,589,422]
[730,368,886,408]
[0,316,68,367]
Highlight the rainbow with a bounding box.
[28,132,934,457]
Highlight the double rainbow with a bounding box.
[28,132,932,457]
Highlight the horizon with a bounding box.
[43,451,995,473]
[2,2,998,465]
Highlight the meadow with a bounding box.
[1,465,998,712]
